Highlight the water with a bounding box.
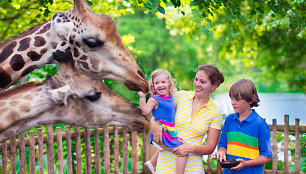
[213,93,306,126]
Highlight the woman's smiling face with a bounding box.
[193,70,216,97]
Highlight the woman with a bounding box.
[151,64,224,173]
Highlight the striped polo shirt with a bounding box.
[218,110,272,174]
[155,90,223,173]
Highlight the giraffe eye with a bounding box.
[83,38,104,48]
[85,92,101,102]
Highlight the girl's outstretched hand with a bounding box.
[138,91,147,98]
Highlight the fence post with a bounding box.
[295,119,300,174]
[37,128,44,174]
[122,127,128,174]
[131,130,138,173]
[104,126,110,174]
[114,126,119,173]
[66,126,73,174]
[9,136,16,174]
[29,131,35,174]
[272,119,278,174]
[284,115,289,174]
[75,127,82,174]
[2,141,7,174]
[85,127,92,174]
[47,125,55,174]
[94,126,101,174]
[56,127,64,174]
[18,132,26,174]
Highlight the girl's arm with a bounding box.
[138,92,157,115]
[211,147,227,162]
[172,127,221,156]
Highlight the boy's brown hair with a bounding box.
[229,79,260,107]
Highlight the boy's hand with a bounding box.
[138,91,147,98]
[231,159,245,170]
[211,151,226,162]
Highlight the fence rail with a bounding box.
[0,115,305,174]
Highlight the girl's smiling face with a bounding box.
[153,74,170,97]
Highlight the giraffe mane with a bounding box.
[0,82,43,100]
[0,20,50,50]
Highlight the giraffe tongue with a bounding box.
[124,82,141,92]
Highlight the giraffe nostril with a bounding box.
[137,70,145,79]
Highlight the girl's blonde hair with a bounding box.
[148,69,177,96]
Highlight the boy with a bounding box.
[212,79,272,174]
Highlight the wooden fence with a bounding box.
[0,115,305,174]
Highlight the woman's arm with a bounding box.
[172,127,221,156]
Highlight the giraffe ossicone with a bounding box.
[0,61,149,143]
[0,0,148,93]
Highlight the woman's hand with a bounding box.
[172,139,192,156]
[151,118,164,144]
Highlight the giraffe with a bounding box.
[0,0,148,93]
[0,61,149,143]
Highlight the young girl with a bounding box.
[138,69,187,174]
[212,79,272,174]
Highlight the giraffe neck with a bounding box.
[0,11,75,91]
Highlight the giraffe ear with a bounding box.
[73,0,91,14]
[48,85,71,106]
[52,12,74,41]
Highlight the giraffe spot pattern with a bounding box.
[90,58,99,71]
[27,51,41,61]
[19,103,31,112]
[74,47,80,57]
[37,23,51,34]
[17,37,31,52]
[0,41,17,63]
[23,94,33,100]
[34,36,46,47]
[80,55,87,61]
[6,111,21,123]
[78,60,89,69]
[0,101,6,107]
[0,67,12,88]
[9,100,19,106]
[10,54,25,71]
[21,65,37,77]
[51,42,58,49]
[0,107,8,114]
[40,48,48,54]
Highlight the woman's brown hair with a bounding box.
[197,64,224,87]
[229,79,260,107]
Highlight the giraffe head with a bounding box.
[0,62,149,142]
[51,0,148,93]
